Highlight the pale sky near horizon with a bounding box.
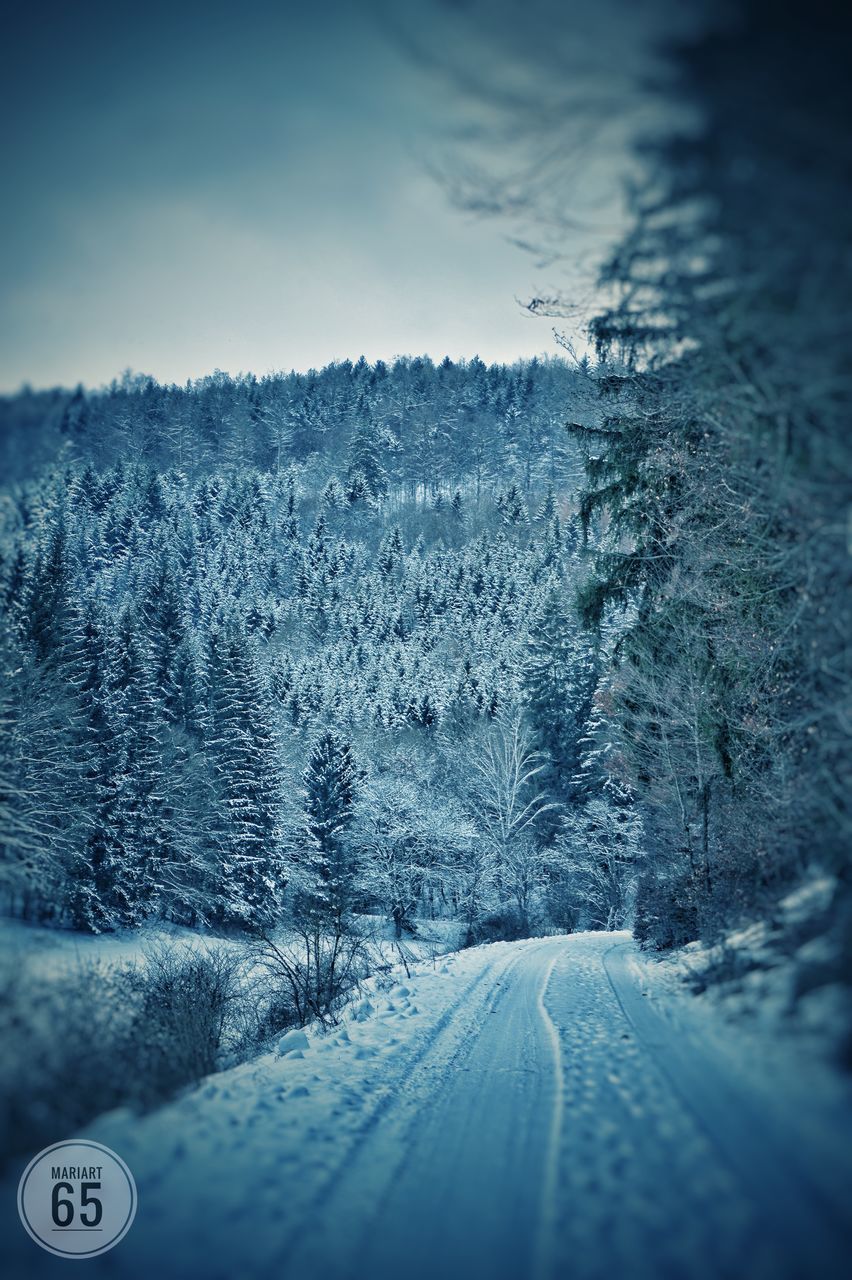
[0,0,674,391]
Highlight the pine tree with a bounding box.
[143,550,187,722]
[66,605,135,931]
[522,588,597,835]
[346,409,388,501]
[555,687,642,932]
[107,608,166,922]
[0,614,83,922]
[17,517,97,923]
[496,484,529,526]
[377,526,404,577]
[206,621,282,929]
[535,487,557,523]
[25,513,74,666]
[298,730,360,924]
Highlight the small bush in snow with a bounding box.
[0,956,135,1166]
[470,906,529,944]
[633,870,700,951]
[125,942,244,1103]
[0,940,246,1169]
[251,924,373,1027]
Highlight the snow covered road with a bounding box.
[3,933,850,1280]
[280,940,563,1280]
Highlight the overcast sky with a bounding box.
[0,0,678,391]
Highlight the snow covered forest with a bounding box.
[0,356,646,944]
[1,231,849,1017]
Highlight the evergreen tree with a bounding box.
[206,622,282,929]
[66,605,134,931]
[107,608,166,922]
[377,526,404,577]
[496,484,529,527]
[25,513,74,666]
[522,588,597,836]
[299,730,361,924]
[346,409,388,501]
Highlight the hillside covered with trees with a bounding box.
[0,356,643,944]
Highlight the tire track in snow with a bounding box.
[602,939,852,1280]
[273,939,548,1278]
[532,949,564,1280]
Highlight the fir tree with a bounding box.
[377,526,404,577]
[299,730,361,924]
[346,409,388,501]
[522,588,597,835]
[66,605,134,930]
[107,608,166,922]
[206,622,282,929]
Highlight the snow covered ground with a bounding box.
[0,914,463,980]
[2,932,851,1280]
[643,876,847,1064]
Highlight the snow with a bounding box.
[777,875,836,922]
[0,918,204,974]
[277,1029,310,1057]
[0,914,460,992]
[628,888,852,1257]
[638,873,849,1074]
[2,932,851,1280]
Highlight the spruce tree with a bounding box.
[522,588,597,836]
[299,730,360,924]
[346,407,388,501]
[66,605,134,931]
[206,621,281,929]
[107,608,166,923]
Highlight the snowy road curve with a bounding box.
[3,934,850,1280]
